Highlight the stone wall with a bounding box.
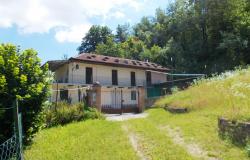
[218,117,250,146]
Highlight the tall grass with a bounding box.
[156,66,250,121]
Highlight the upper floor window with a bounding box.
[75,64,79,70]
[146,71,151,86]
[86,67,93,84]
[131,72,136,86]
[112,70,118,85]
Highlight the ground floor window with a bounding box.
[60,89,68,101]
[131,90,137,100]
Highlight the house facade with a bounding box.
[47,53,169,113]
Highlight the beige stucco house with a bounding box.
[47,53,170,113]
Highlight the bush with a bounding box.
[83,107,104,120]
[0,44,51,144]
[44,102,103,127]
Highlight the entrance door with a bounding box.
[111,88,122,110]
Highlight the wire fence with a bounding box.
[0,135,21,160]
[0,100,23,160]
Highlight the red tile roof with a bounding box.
[69,53,170,72]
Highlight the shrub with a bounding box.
[0,44,51,144]
[44,102,103,127]
[83,107,104,120]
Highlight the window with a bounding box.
[75,64,79,70]
[131,91,137,100]
[146,71,151,86]
[131,72,136,86]
[112,70,118,85]
[60,89,68,101]
[86,67,93,84]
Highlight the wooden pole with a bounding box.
[121,89,123,115]
[55,82,59,111]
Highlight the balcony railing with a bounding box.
[54,75,147,87]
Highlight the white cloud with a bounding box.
[0,0,143,43]
[55,24,92,43]
[112,11,126,19]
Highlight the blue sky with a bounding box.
[0,0,172,63]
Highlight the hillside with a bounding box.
[156,67,250,121]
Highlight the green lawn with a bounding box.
[24,120,138,160]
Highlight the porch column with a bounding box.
[92,83,102,111]
[138,86,145,113]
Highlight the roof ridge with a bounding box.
[77,52,155,64]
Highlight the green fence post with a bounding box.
[13,99,23,160]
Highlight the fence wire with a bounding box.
[0,135,21,160]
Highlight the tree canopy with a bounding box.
[78,25,113,53]
[78,0,250,74]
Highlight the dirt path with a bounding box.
[122,124,149,160]
[159,125,219,160]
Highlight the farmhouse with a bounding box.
[47,53,170,113]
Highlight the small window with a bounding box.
[75,64,79,70]
[131,91,137,100]
[112,70,118,85]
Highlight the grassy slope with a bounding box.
[156,67,250,121]
[146,108,248,160]
[153,67,250,159]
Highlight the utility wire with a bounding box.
[0,106,15,110]
[166,77,200,83]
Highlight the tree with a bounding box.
[0,44,51,144]
[121,37,147,60]
[115,24,130,43]
[95,37,123,57]
[78,25,113,53]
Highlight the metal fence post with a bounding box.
[13,99,23,160]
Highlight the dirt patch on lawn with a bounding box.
[159,125,219,160]
[122,125,149,160]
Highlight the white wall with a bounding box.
[151,71,167,84]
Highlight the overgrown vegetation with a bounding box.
[78,0,250,74]
[0,44,51,144]
[44,102,104,127]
